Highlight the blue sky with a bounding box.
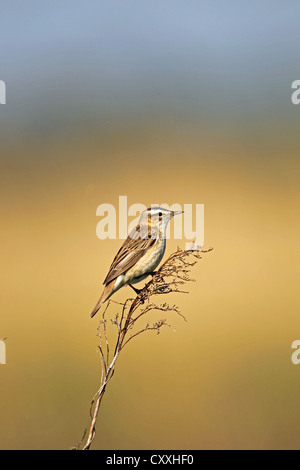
[0,1,300,133]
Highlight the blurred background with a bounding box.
[1,0,300,450]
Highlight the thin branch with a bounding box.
[78,246,213,450]
[122,319,175,349]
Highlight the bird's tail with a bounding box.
[90,280,116,318]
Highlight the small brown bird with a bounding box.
[90,207,182,317]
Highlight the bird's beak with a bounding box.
[172,210,184,216]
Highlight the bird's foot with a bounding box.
[129,284,142,295]
[149,271,157,277]
[129,284,145,304]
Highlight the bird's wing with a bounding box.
[103,225,156,285]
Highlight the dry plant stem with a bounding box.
[80,247,213,450]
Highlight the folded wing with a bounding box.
[103,225,156,285]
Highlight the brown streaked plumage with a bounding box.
[90,207,183,318]
[102,224,155,285]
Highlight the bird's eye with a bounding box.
[158,212,162,217]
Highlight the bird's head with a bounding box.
[139,206,183,236]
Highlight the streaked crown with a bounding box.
[136,206,183,238]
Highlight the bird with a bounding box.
[90,206,183,318]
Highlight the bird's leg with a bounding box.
[148,271,157,277]
[129,284,145,304]
[129,284,142,295]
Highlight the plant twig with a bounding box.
[78,246,213,450]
